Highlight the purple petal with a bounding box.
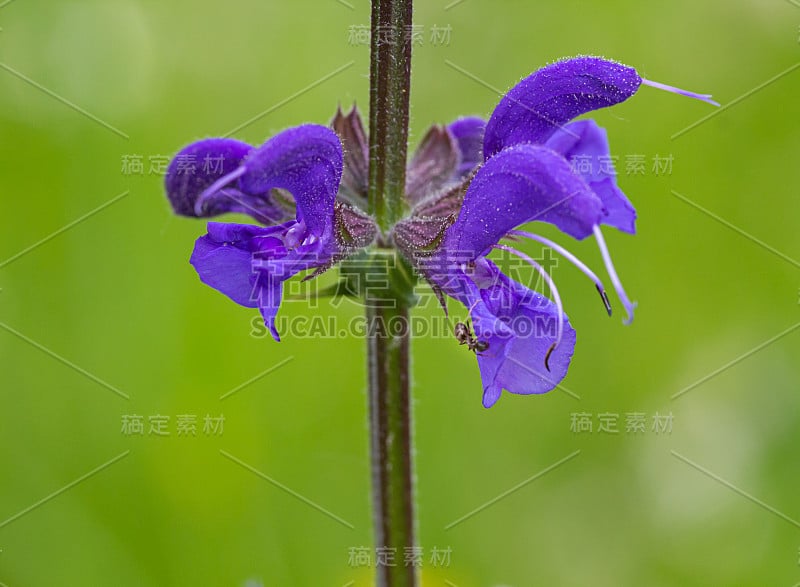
[478,305,576,408]
[444,143,601,259]
[239,124,343,238]
[190,221,337,341]
[591,178,636,234]
[190,222,284,309]
[205,221,290,251]
[191,238,256,307]
[483,57,642,158]
[166,139,255,215]
[545,119,636,234]
[420,256,575,407]
[166,139,297,225]
[469,261,576,407]
[252,244,337,340]
[448,116,485,178]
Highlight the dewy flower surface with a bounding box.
[164,56,715,407]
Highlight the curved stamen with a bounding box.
[493,244,564,372]
[193,166,247,216]
[465,297,483,322]
[214,188,285,225]
[641,78,720,107]
[509,229,612,316]
[592,224,636,325]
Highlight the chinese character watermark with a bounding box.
[569,412,593,434]
[176,414,197,436]
[651,411,673,435]
[347,546,452,568]
[624,412,646,434]
[597,412,619,434]
[149,414,170,436]
[570,412,673,435]
[651,154,674,176]
[121,413,225,437]
[429,24,452,46]
[120,154,219,176]
[570,154,675,177]
[346,24,452,47]
[121,414,144,436]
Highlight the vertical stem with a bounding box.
[367,1,416,587]
[368,0,413,234]
[367,300,415,587]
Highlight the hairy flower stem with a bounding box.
[367,300,415,587]
[366,1,417,586]
[368,0,413,234]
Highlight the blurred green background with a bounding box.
[1,0,799,585]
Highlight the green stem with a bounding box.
[366,1,417,586]
[368,0,413,235]
[367,299,415,587]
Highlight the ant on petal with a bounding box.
[454,320,489,355]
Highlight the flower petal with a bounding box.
[166,139,259,216]
[166,138,300,225]
[190,222,285,309]
[239,124,343,238]
[469,261,576,407]
[447,116,485,178]
[483,57,641,158]
[190,221,337,341]
[252,244,337,340]
[444,143,601,259]
[545,119,636,234]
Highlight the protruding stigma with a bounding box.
[641,78,720,107]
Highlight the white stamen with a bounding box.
[194,166,247,216]
[592,224,637,325]
[493,244,564,365]
[509,229,612,316]
[465,297,482,321]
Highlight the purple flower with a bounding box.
[165,123,377,340]
[165,56,715,407]
[395,56,716,407]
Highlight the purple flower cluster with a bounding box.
[165,56,715,407]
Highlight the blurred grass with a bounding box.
[1,0,799,585]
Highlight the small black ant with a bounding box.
[454,321,489,355]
